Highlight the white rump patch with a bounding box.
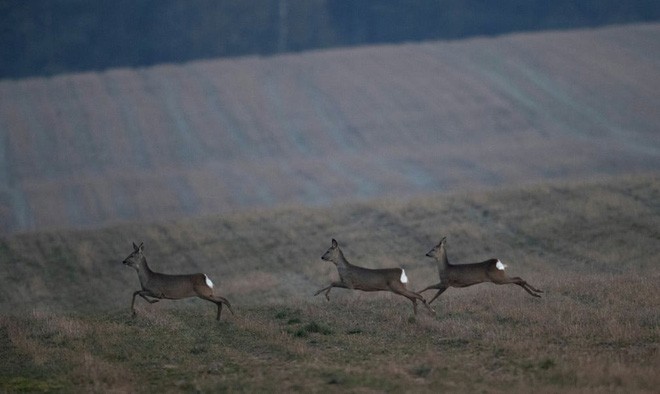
[205,274,214,288]
[400,268,408,284]
[496,260,507,271]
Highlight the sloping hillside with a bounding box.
[1,23,659,233]
[0,175,658,392]
[0,174,657,312]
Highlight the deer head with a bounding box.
[123,242,145,270]
[321,239,341,264]
[425,236,447,258]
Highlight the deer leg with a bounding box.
[390,284,435,315]
[418,282,442,294]
[219,296,234,315]
[212,295,234,316]
[521,283,543,295]
[510,277,543,297]
[420,297,435,314]
[495,277,542,298]
[391,290,419,316]
[131,290,159,317]
[314,282,347,301]
[416,295,435,315]
[428,285,448,305]
[509,277,543,293]
[139,293,160,303]
[406,294,422,316]
[200,296,222,320]
[200,295,234,320]
[418,282,448,306]
[131,291,140,316]
[216,303,223,320]
[313,285,332,299]
[519,283,542,298]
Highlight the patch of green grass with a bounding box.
[303,321,333,335]
[291,321,333,338]
[0,376,65,392]
[320,369,403,391]
[274,308,302,322]
[411,364,433,378]
[436,337,470,348]
[539,358,556,370]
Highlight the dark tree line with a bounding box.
[1,0,658,79]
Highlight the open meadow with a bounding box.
[1,174,658,392]
[1,19,659,393]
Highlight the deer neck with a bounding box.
[135,257,155,286]
[438,246,451,267]
[334,249,353,276]
[332,249,356,287]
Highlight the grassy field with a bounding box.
[0,174,658,392]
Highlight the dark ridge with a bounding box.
[1,0,659,79]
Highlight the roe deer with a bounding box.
[419,237,543,304]
[122,242,233,320]
[314,239,434,315]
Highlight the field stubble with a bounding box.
[0,174,658,392]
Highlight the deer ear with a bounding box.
[132,242,139,252]
[138,242,144,251]
[331,239,338,248]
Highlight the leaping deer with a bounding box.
[314,239,434,315]
[419,237,543,304]
[122,242,233,320]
